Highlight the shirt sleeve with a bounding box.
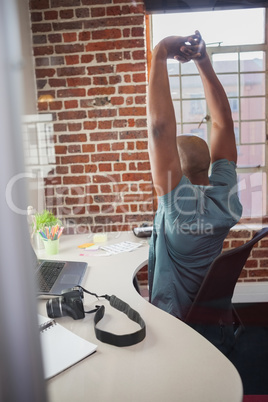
[210,159,238,188]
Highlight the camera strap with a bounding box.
[81,287,146,347]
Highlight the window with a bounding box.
[150,8,267,219]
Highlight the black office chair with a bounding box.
[184,227,268,355]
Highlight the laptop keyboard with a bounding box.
[37,261,65,293]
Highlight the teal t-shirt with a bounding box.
[148,159,242,320]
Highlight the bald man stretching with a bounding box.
[148,31,242,320]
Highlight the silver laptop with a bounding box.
[32,248,87,296]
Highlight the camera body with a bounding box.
[46,286,85,320]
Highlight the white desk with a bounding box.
[37,231,243,402]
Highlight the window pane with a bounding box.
[173,100,181,122]
[238,172,266,218]
[237,144,265,168]
[241,121,265,144]
[213,54,238,73]
[182,124,207,141]
[182,99,206,123]
[169,77,180,99]
[167,60,179,75]
[230,98,239,121]
[240,51,265,72]
[217,74,238,97]
[181,75,204,98]
[181,60,198,75]
[240,73,265,96]
[241,97,265,120]
[152,9,265,47]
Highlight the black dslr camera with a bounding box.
[46,287,85,320]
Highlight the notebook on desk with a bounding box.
[32,248,87,296]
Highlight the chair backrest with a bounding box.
[185,227,268,326]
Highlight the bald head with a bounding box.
[176,135,211,184]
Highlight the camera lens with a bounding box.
[46,296,65,318]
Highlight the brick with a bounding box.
[58,88,86,97]
[53,22,83,31]
[92,174,121,183]
[92,29,122,40]
[49,101,63,110]
[107,6,121,15]
[119,107,146,116]
[96,53,108,63]
[58,111,87,120]
[98,120,112,130]
[122,172,151,181]
[87,65,114,75]
[252,249,268,258]
[227,230,251,239]
[34,46,54,56]
[75,8,90,18]
[51,0,80,6]
[133,50,146,60]
[64,100,78,109]
[49,78,66,87]
[118,84,146,94]
[97,143,110,152]
[81,54,94,63]
[90,131,118,141]
[83,121,97,130]
[54,145,67,154]
[68,122,82,131]
[245,259,258,268]
[32,23,52,33]
[133,73,146,82]
[70,165,84,173]
[92,153,119,162]
[116,62,145,73]
[29,0,49,10]
[33,35,47,45]
[99,165,112,173]
[85,164,98,173]
[36,57,49,66]
[123,28,130,38]
[87,109,117,119]
[55,44,84,54]
[79,31,91,41]
[31,12,42,22]
[82,0,112,5]
[67,77,91,86]
[120,130,147,139]
[60,9,74,19]
[91,7,106,18]
[63,176,89,185]
[59,134,87,143]
[57,66,85,76]
[36,68,56,78]
[249,269,268,278]
[44,10,58,20]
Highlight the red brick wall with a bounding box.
[29,0,153,234]
[223,228,268,282]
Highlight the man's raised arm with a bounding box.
[189,31,237,164]
[148,36,191,196]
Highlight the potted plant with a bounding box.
[32,210,62,249]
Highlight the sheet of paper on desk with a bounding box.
[38,315,97,380]
[99,241,142,255]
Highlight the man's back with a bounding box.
[149,159,242,319]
